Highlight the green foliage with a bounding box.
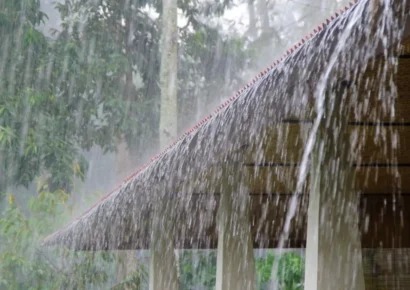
[0,0,87,193]
[256,251,275,284]
[53,0,163,155]
[179,250,305,290]
[0,0,251,194]
[179,250,217,290]
[0,184,66,289]
[255,251,305,290]
[111,265,148,290]
[277,252,305,290]
[0,182,119,289]
[0,0,47,32]
[0,90,88,191]
[0,0,156,193]
[178,23,250,126]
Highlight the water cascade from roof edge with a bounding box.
[42,0,410,289]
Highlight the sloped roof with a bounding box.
[43,0,366,249]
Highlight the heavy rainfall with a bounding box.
[0,0,409,289]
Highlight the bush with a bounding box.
[0,182,117,289]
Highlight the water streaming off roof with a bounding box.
[1,0,410,289]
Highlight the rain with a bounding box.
[0,0,409,289]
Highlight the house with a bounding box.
[43,0,410,289]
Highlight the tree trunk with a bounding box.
[148,1,180,289]
[159,0,178,149]
[257,0,270,34]
[247,0,257,37]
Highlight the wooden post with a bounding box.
[215,168,256,290]
[304,85,365,290]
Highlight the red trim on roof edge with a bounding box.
[43,0,361,244]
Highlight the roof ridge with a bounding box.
[43,0,360,244]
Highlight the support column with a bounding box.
[117,250,138,282]
[304,87,365,290]
[216,170,256,290]
[304,157,365,290]
[149,200,179,290]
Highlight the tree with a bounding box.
[159,0,178,148]
[50,0,250,163]
[257,0,270,34]
[0,0,135,194]
[0,0,49,193]
[0,183,119,289]
[247,0,257,37]
[0,0,160,194]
